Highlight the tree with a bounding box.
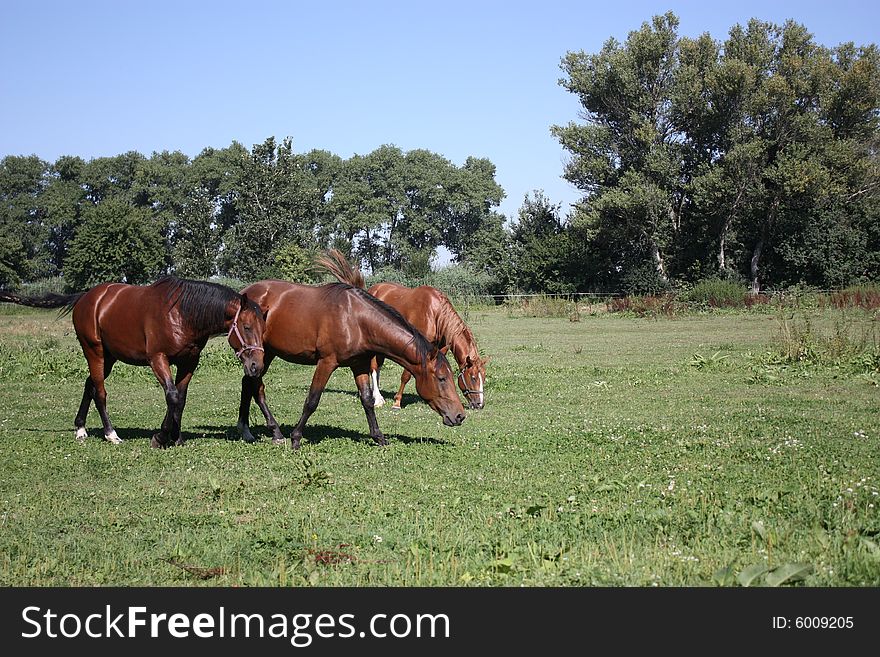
[555,13,880,292]
[553,12,686,287]
[42,155,87,274]
[64,197,165,290]
[509,191,576,293]
[0,155,51,287]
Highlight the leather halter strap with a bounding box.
[457,368,480,400]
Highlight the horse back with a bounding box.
[368,283,444,343]
[72,283,184,364]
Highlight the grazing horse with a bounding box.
[314,251,488,410]
[367,282,489,410]
[0,277,266,447]
[237,276,466,450]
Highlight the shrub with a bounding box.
[685,278,748,308]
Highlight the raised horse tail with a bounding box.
[314,249,365,289]
[0,290,85,314]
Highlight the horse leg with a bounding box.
[290,359,337,450]
[237,375,258,443]
[84,350,121,444]
[392,369,413,411]
[370,355,386,407]
[238,354,284,444]
[148,354,178,449]
[74,377,95,442]
[353,360,386,446]
[171,365,195,447]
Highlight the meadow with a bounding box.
[0,301,877,586]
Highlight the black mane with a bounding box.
[154,277,245,334]
[322,282,434,366]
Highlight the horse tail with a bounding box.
[314,249,365,289]
[0,291,85,315]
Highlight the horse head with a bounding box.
[228,293,266,378]
[457,354,489,409]
[412,348,467,426]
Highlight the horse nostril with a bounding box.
[456,413,465,424]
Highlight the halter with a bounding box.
[457,368,481,401]
[228,306,264,359]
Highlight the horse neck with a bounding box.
[361,309,427,373]
[449,331,477,370]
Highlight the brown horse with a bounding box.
[367,282,489,410]
[0,277,266,447]
[237,276,466,450]
[312,250,488,410]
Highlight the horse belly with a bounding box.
[77,287,149,364]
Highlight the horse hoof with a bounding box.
[272,437,286,446]
[150,434,167,449]
[391,405,401,412]
[105,430,123,444]
[374,437,388,446]
[174,439,185,447]
[75,427,88,443]
[373,397,385,407]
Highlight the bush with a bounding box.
[685,278,748,308]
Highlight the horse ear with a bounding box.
[465,355,473,368]
[439,345,450,356]
[239,292,249,310]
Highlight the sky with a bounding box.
[2,0,879,226]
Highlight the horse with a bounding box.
[312,250,488,411]
[367,282,489,411]
[0,277,266,448]
[237,272,467,450]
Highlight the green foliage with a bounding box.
[554,12,880,293]
[269,242,318,283]
[63,197,165,290]
[685,278,748,308]
[775,309,880,370]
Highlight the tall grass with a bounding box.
[775,309,880,369]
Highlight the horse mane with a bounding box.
[321,282,433,367]
[432,288,470,348]
[154,277,246,334]
[314,249,365,288]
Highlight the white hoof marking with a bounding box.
[105,430,123,444]
[75,427,88,442]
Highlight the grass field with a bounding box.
[0,302,877,586]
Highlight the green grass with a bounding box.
[0,305,878,586]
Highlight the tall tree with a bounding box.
[553,12,686,288]
[64,197,165,290]
[0,155,51,287]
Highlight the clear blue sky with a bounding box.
[2,0,878,223]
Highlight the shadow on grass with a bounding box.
[27,420,451,447]
[322,388,423,408]
[236,422,451,448]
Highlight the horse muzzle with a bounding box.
[443,412,466,427]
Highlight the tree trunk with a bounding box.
[750,198,778,295]
[650,240,668,282]
[749,234,764,295]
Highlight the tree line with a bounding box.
[2,13,878,296]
